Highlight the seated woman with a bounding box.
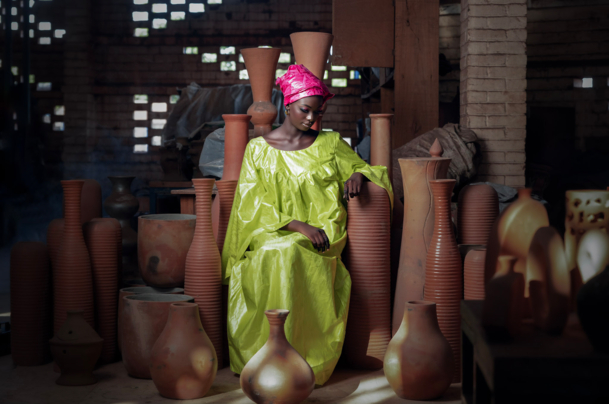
[222,64,393,385]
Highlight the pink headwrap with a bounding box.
[276,64,335,106]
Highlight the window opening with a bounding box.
[220,61,236,71]
[331,65,347,71]
[189,3,204,12]
[574,78,593,88]
[29,74,35,83]
[42,114,51,124]
[133,0,148,4]
[38,21,50,30]
[239,69,249,80]
[134,144,149,153]
[134,28,148,37]
[323,71,328,79]
[170,95,180,104]
[151,136,162,146]
[350,70,360,79]
[275,69,287,79]
[183,47,198,54]
[152,18,167,29]
[38,37,50,44]
[54,28,65,38]
[152,3,167,13]
[132,11,148,21]
[54,105,64,115]
[278,53,291,63]
[238,54,244,63]
[171,11,185,20]
[331,78,347,87]
[220,46,235,55]
[202,53,217,63]
[133,110,148,120]
[171,0,185,3]
[134,94,148,103]
[151,119,166,129]
[151,102,167,112]
[208,0,222,3]
[134,127,148,138]
[52,122,64,131]
[36,82,51,91]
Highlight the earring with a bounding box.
[285,109,290,115]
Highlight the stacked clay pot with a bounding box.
[10,242,52,365]
[423,179,462,382]
[464,248,487,300]
[457,184,499,245]
[83,218,120,364]
[184,179,224,367]
[343,182,392,369]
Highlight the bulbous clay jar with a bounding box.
[240,310,315,404]
[577,264,609,353]
[457,183,499,245]
[577,229,609,283]
[384,301,454,401]
[150,302,217,399]
[138,214,196,287]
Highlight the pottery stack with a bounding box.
[464,248,487,300]
[458,184,499,245]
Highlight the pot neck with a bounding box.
[167,303,200,328]
[266,310,289,341]
[402,301,440,333]
[517,188,532,199]
[192,179,215,219]
[498,255,517,275]
[109,176,134,193]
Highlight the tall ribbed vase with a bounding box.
[424,179,462,382]
[54,180,95,331]
[222,114,251,181]
[370,114,393,179]
[184,178,223,368]
[343,182,392,369]
[457,184,498,245]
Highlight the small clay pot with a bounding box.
[464,248,487,300]
[457,184,499,245]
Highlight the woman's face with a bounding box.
[286,96,323,131]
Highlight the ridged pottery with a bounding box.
[184,179,224,368]
[527,227,570,335]
[577,264,609,353]
[577,230,609,283]
[80,179,102,224]
[464,248,487,300]
[370,114,394,179]
[241,48,280,137]
[138,214,196,287]
[50,310,103,386]
[150,303,217,399]
[424,179,462,382]
[384,301,454,400]
[121,294,194,378]
[240,310,315,404]
[343,182,392,369]
[83,218,120,364]
[46,218,64,268]
[54,180,95,331]
[10,242,52,365]
[393,151,451,335]
[222,114,251,181]
[457,184,499,245]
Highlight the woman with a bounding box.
[222,64,393,385]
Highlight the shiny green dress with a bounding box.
[221,131,393,385]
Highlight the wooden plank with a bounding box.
[332,0,394,68]
[394,0,439,149]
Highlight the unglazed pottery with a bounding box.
[138,214,196,287]
[150,303,217,399]
[240,310,315,404]
[458,183,499,245]
[222,114,251,180]
[215,180,238,254]
[577,229,609,283]
[370,114,393,179]
[343,182,392,370]
[464,248,487,300]
[384,301,453,400]
[80,179,102,224]
[577,264,609,353]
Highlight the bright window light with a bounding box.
[134,94,148,104]
[133,127,148,138]
[134,28,149,37]
[332,78,348,87]
[133,110,148,120]
[29,29,34,38]
[342,137,352,145]
[29,15,34,23]
[134,0,148,4]
[331,65,347,71]
[54,105,65,116]
[134,144,149,153]
[239,69,249,80]
[11,22,18,30]
[29,74,35,83]
[582,78,593,88]
[258,45,272,49]
[323,71,328,79]
[183,47,198,55]
[171,11,185,20]
[350,70,360,79]
[171,0,185,3]
[202,53,217,63]
[38,37,50,45]
[132,12,149,21]
[11,67,18,75]
[43,114,51,124]
[151,136,162,146]
[239,54,244,63]
[220,61,236,71]
[208,0,222,3]
[38,21,51,30]
[54,29,65,38]
[152,3,167,13]
[37,82,51,91]
[278,53,291,63]
[189,3,204,12]
[220,46,235,55]
[11,7,17,16]
[170,95,180,104]
[151,119,166,129]
[275,69,287,79]
[151,102,167,112]
[53,122,65,131]
[152,18,167,29]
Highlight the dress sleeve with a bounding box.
[221,142,293,284]
[334,132,394,208]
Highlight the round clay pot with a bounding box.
[577,264,609,353]
[370,114,393,179]
[50,310,103,386]
[138,214,196,287]
[464,248,486,300]
[458,184,499,245]
[343,182,392,370]
[80,179,102,224]
[384,301,453,400]
[222,114,251,181]
[240,310,315,404]
[10,242,52,366]
[121,293,194,379]
[150,302,217,399]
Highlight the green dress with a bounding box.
[221,131,393,385]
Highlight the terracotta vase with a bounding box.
[393,147,451,335]
[482,256,524,340]
[222,114,251,181]
[457,183,499,245]
[384,301,453,400]
[464,248,487,300]
[184,178,224,368]
[54,180,95,332]
[370,114,393,179]
[47,218,64,268]
[343,182,391,370]
[423,179,462,382]
[290,31,333,130]
[527,227,570,335]
[150,302,217,399]
[240,310,315,404]
[83,218,120,364]
[80,179,102,224]
[577,229,609,283]
[577,264,609,353]
[10,242,52,366]
[103,176,139,278]
[241,48,280,137]
[121,293,194,378]
[138,214,196,287]
[49,310,103,386]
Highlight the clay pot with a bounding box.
[577,264,609,353]
[240,310,315,404]
[370,114,394,179]
[54,180,95,332]
[577,229,609,283]
[527,227,570,335]
[241,48,280,137]
[423,179,462,382]
[184,179,224,368]
[482,256,524,340]
[150,302,217,399]
[393,150,451,335]
[457,184,498,245]
[222,114,251,181]
[343,182,392,369]
[138,214,196,287]
[80,179,102,224]
[50,310,103,386]
[215,180,238,254]
[384,301,453,400]
[464,248,486,300]
[10,242,52,366]
[121,293,194,378]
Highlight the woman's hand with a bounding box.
[282,220,330,252]
[344,172,364,202]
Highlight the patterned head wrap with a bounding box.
[275,64,335,106]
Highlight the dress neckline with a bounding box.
[260,132,321,152]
